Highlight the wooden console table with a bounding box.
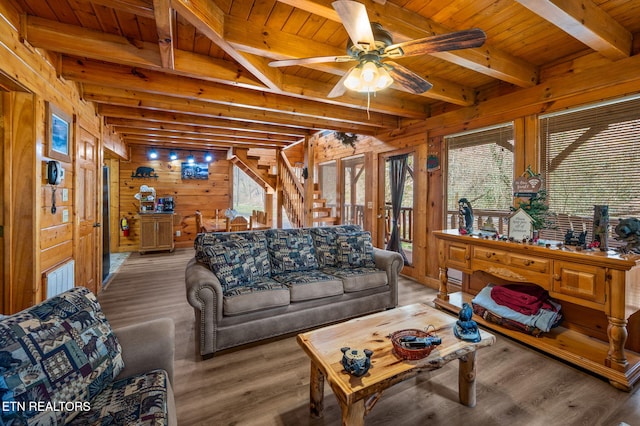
[433,229,640,391]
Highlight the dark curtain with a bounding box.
[385,154,409,264]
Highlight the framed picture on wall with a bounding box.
[46,102,72,162]
[181,162,209,180]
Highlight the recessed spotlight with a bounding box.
[169,151,178,160]
[204,152,213,162]
[148,149,158,159]
[187,154,195,164]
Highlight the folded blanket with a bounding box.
[491,283,556,315]
[472,284,561,332]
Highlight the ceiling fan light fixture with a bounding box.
[361,61,378,83]
[376,66,393,90]
[344,61,393,93]
[344,66,363,91]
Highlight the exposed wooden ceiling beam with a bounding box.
[107,119,302,142]
[63,58,399,128]
[277,0,539,87]
[515,0,632,60]
[23,16,264,88]
[117,128,291,146]
[171,0,281,90]
[102,110,309,137]
[153,0,175,69]
[89,89,384,134]
[80,0,154,18]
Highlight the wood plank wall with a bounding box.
[117,146,233,251]
[1,0,104,312]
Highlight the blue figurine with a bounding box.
[454,303,481,343]
[458,198,474,235]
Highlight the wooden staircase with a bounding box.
[311,185,338,226]
[228,148,276,191]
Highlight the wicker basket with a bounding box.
[389,328,439,360]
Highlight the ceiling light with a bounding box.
[187,153,195,164]
[204,152,213,162]
[148,149,158,159]
[169,151,178,161]
[343,60,393,93]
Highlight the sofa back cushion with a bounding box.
[336,231,376,268]
[195,231,271,277]
[0,287,124,425]
[206,240,262,292]
[266,229,318,274]
[310,225,363,267]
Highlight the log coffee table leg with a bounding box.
[341,399,365,426]
[309,361,324,417]
[458,351,477,407]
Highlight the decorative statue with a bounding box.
[614,218,640,254]
[340,347,373,377]
[592,205,609,251]
[453,303,481,343]
[458,198,474,235]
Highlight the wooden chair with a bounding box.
[226,215,252,232]
[252,210,269,228]
[195,210,206,233]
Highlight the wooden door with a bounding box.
[76,127,100,294]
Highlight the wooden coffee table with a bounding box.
[297,304,495,426]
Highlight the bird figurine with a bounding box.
[454,303,481,343]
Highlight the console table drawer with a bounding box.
[473,247,508,264]
[552,261,606,305]
[509,254,550,273]
[445,243,470,269]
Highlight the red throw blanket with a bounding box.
[490,284,555,315]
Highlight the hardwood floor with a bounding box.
[99,248,640,426]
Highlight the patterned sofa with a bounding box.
[185,225,404,357]
[0,287,176,426]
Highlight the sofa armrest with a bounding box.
[373,247,404,307]
[114,318,175,386]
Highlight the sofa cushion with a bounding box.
[322,266,388,292]
[310,225,363,267]
[223,278,290,315]
[0,287,125,426]
[274,270,344,301]
[336,231,376,268]
[267,229,318,273]
[69,369,169,425]
[195,231,269,275]
[206,240,259,292]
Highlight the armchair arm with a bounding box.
[373,247,404,308]
[114,318,175,386]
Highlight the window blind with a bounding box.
[540,95,640,218]
[446,123,514,211]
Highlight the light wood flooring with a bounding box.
[98,248,639,426]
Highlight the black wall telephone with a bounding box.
[47,160,62,185]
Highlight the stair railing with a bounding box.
[279,151,305,228]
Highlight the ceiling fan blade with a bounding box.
[269,55,354,67]
[385,61,433,94]
[384,28,487,58]
[332,1,376,51]
[327,67,353,98]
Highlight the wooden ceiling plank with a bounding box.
[75,0,155,19]
[102,110,310,137]
[112,126,295,145]
[89,90,383,134]
[61,57,397,127]
[278,0,539,87]
[171,0,282,90]
[108,119,302,142]
[118,128,291,146]
[515,0,632,60]
[153,0,175,68]
[122,135,283,150]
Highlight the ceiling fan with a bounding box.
[269,1,487,98]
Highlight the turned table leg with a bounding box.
[458,351,477,407]
[606,316,629,370]
[438,266,450,301]
[309,361,324,417]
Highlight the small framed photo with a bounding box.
[46,102,72,162]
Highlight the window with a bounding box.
[232,166,265,217]
[318,161,337,212]
[540,95,640,218]
[342,156,366,226]
[446,123,515,228]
